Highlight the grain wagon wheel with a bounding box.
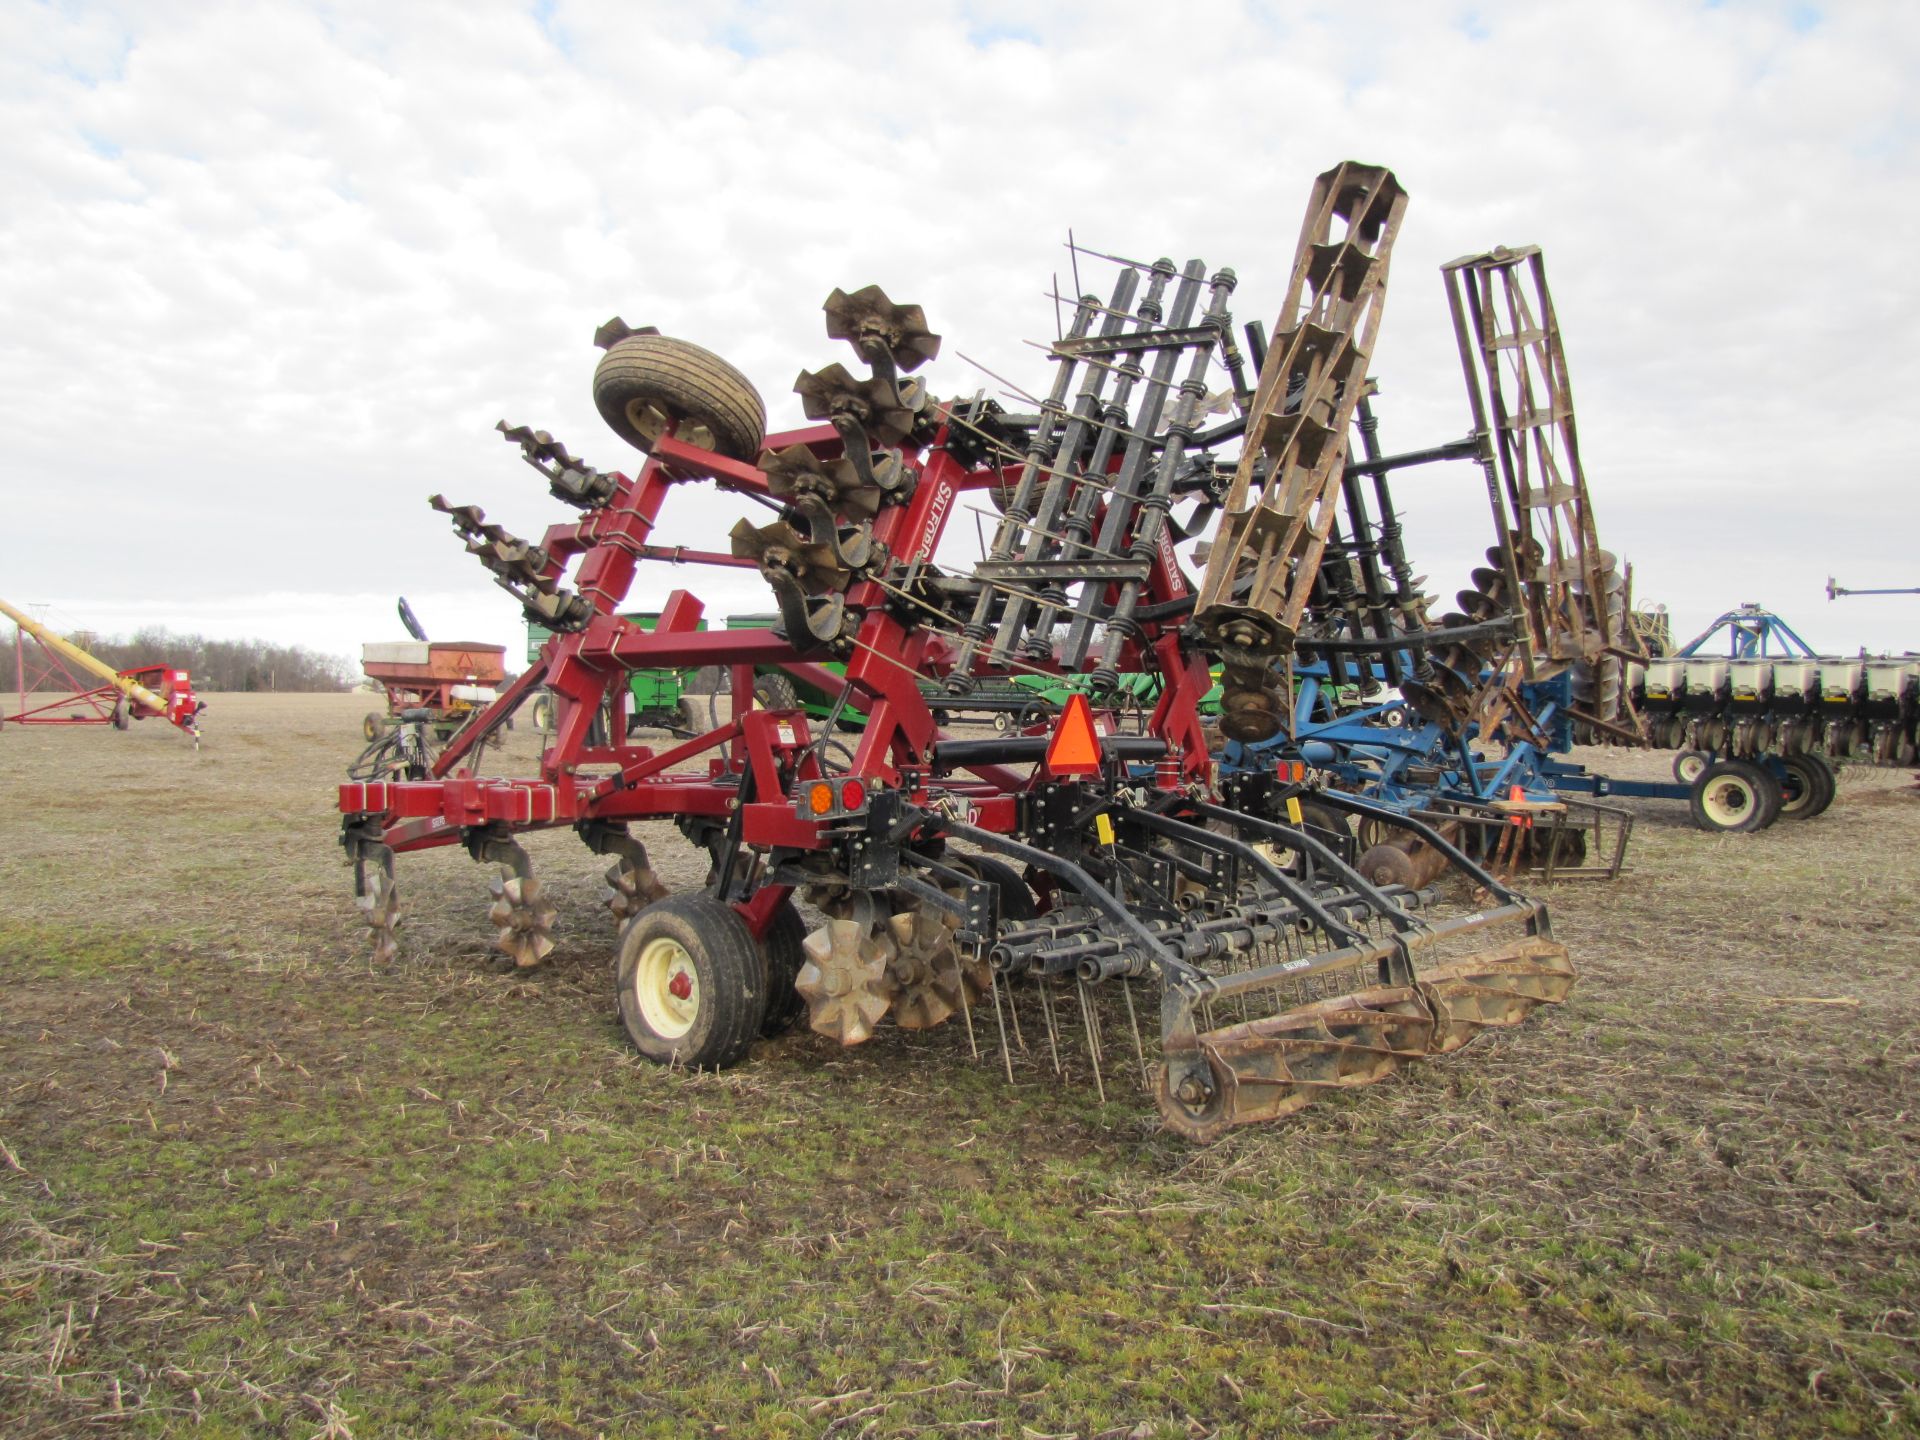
[615,894,766,1068]
[529,692,554,732]
[592,333,766,462]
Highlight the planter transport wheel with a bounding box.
[616,894,766,1068]
[1671,749,1707,785]
[1779,753,1836,819]
[1688,759,1779,833]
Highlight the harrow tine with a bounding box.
[989,973,1016,1083]
[1121,978,1150,1088]
[955,949,980,1060]
[1038,978,1064,1077]
[1077,980,1106,1105]
[1003,971,1029,1055]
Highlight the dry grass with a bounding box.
[1,694,1916,1437]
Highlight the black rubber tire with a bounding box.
[992,711,1012,735]
[952,854,1038,925]
[1740,758,1783,829]
[529,693,553,732]
[932,709,952,728]
[362,711,387,742]
[1779,753,1836,819]
[615,894,766,1069]
[592,333,766,462]
[113,698,132,732]
[1671,749,1708,785]
[1294,799,1352,845]
[752,673,800,712]
[758,899,809,1038]
[1688,759,1777,833]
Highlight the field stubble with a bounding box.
[1,693,1916,1438]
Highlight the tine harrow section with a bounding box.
[334,159,1582,1139]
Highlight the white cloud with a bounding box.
[1,0,1916,669]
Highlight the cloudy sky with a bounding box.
[3,0,1917,674]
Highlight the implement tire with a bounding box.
[952,853,1038,925]
[592,333,765,462]
[758,899,809,1038]
[1671,749,1707,785]
[615,895,766,1069]
[752,673,800,712]
[1778,753,1836,819]
[1689,759,1778,833]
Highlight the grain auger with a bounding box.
[336,160,1575,1139]
[1,597,203,743]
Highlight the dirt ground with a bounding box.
[2,692,1916,1438]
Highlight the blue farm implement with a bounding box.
[1634,604,1918,770]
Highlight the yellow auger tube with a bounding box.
[0,596,174,719]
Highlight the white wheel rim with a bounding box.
[1701,776,1754,827]
[633,936,699,1039]
[1677,754,1704,783]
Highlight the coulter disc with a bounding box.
[796,917,897,1045]
[488,874,558,969]
[604,853,670,924]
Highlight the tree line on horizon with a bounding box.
[5,625,355,693]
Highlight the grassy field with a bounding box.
[2,692,1916,1438]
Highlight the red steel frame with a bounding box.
[338,409,1219,932]
[6,625,195,730]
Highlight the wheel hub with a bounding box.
[633,936,700,1039]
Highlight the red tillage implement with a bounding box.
[339,163,1574,1138]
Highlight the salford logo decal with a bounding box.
[1156,523,1186,597]
[916,477,954,559]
